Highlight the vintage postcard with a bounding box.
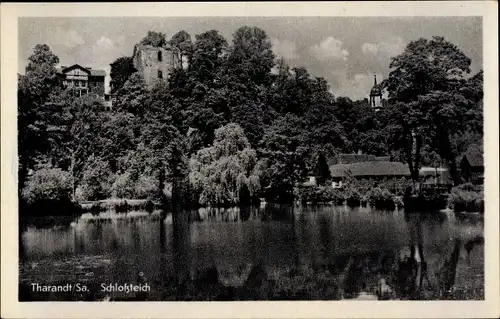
[1,2,499,318]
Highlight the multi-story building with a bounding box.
[132,44,181,88]
[56,64,106,99]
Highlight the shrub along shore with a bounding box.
[20,166,484,220]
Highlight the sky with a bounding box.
[18,17,482,100]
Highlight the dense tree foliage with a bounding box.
[22,168,72,205]
[114,73,149,116]
[314,152,332,186]
[189,123,260,206]
[140,31,167,47]
[110,56,137,94]
[259,114,309,202]
[18,31,482,212]
[384,36,482,185]
[169,30,193,66]
[18,44,62,192]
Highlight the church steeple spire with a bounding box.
[369,74,382,110]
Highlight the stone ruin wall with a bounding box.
[133,46,180,87]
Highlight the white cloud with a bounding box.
[116,35,126,47]
[381,36,406,56]
[362,36,406,57]
[94,36,115,52]
[271,38,299,60]
[53,27,85,49]
[310,37,349,61]
[330,70,384,100]
[362,43,378,56]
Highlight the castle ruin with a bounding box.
[132,44,182,88]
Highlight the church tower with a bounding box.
[369,75,382,110]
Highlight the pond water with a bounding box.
[19,204,484,301]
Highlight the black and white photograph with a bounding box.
[1,2,499,318]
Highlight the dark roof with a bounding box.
[330,154,376,165]
[89,69,106,76]
[57,64,106,77]
[330,161,410,178]
[463,144,483,167]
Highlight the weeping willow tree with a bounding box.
[189,123,260,206]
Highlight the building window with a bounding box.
[158,70,163,79]
[158,50,163,62]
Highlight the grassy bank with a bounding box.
[80,198,157,214]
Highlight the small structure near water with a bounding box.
[329,153,410,187]
[460,144,483,185]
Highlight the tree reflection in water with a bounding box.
[19,204,483,300]
[166,207,479,300]
[172,210,190,289]
[396,212,463,300]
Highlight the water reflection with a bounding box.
[20,204,484,301]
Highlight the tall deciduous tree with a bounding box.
[190,30,228,82]
[385,36,473,185]
[223,26,277,147]
[228,26,275,85]
[47,93,110,194]
[114,73,149,116]
[110,56,137,94]
[260,114,309,202]
[189,123,260,206]
[18,44,61,192]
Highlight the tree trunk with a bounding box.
[70,151,77,200]
[413,135,422,183]
[172,175,179,213]
[436,124,462,186]
[447,159,461,186]
[403,128,417,185]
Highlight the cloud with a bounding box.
[53,27,85,49]
[310,37,349,61]
[93,36,115,52]
[329,70,384,100]
[271,38,299,60]
[362,36,406,57]
[116,35,126,47]
[362,43,378,56]
[90,37,124,93]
